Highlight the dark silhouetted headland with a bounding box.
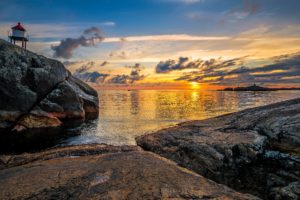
[222,84,300,91]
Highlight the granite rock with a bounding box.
[137,98,300,199]
[0,39,99,150]
[0,144,259,200]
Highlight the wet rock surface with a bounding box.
[0,144,259,200]
[0,39,99,151]
[136,98,300,199]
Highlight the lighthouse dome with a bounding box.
[12,22,26,38]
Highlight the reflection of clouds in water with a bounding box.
[62,90,300,146]
[130,91,139,115]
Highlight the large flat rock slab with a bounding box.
[136,98,300,199]
[0,144,259,200]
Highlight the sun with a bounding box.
[189,82,200,90]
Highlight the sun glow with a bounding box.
[190,82,200,90]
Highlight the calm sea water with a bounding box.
[60,90,300,146]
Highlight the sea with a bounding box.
[59,90,300,146]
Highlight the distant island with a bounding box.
[222,84,300,91]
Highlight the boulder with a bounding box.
[0,39,99,151]
[0,144,259,200]
[136,98,300,199]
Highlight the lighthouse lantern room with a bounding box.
[9,22,29,49]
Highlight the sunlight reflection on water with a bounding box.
[60,90,300,146]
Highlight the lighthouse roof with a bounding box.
[12,22,26,31]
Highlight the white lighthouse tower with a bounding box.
[8,22,29,49]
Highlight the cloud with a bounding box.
[51,27,104,59]
[156,57,202,73]
[227,0,259,20]
[175,53,300,85]
[120,37,127,42]
[63,60,108,69]
[74,61,95,73]
[82,27,101,36]
[62,60,83,67]
[109,51,127,59]
[156,56,245,74]
[73,61,109,83]
[73,62,145,84]
[100,21,116,26]
[103,34,230,43]
[74,71,109,83]
[126,63,144,70]
[107,72,145,84]
[107,63,145,84]
[100,61,109,66]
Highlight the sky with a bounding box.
[1,0,300,89]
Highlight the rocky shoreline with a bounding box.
[0,39,299,199]
[137,98,300,199]
[0,98,299,200]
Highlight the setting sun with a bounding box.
[190,82,200,90]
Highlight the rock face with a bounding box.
[0,39,99,151]
[0,144,259,200]
[137,98,300,199]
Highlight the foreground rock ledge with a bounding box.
[0,144,259,200]
[136,98,300,200]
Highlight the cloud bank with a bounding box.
[156,56,245,74]
[174,53,300,86]
[73,62,145,84]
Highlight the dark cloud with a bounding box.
[120,37,127,42]
[51,27,104,59]
[107,72,144,84]
[73,61,109,83]
[73,62,145,84]
[108,63,145,84]
[74,71,109,83]
[107,75,129,84]
[175,53,300,85]
[109,51,126,59]
[156,57,202,73]
[100,61,109,66]
[62,60,83,67]
[225,0,259,20]
[126,63,144,70]
[74,61,95,74]
[83,27,101,36]
[156,56,244,74]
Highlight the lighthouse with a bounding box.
[9,22,29,49]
